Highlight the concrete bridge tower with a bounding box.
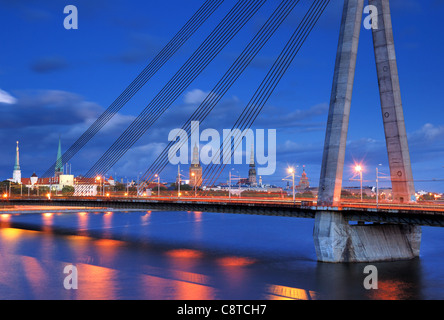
[314,0,421,263]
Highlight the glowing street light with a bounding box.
[355,165,363,202]
[288,167,296,204]
[376,164,382,208]
[155,174,160,197]
[191,172,197,197]
[96,176,104,197]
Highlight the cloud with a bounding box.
[183,89,210,105]
[0,90,102,129]
[409,123,444,142]
[256,103,328,130]
[30,56,68,73]
[0,89,17,104]
[0,90,109,177]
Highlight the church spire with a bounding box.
[14,141,20,171]
[249,143,255,167]
[192,143,200,165]
[248,143,257,187]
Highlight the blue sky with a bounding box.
[1,0,444,192]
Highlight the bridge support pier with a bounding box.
[313,211,421,263]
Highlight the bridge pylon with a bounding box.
[314,0,420,263]
[318,0,415,206]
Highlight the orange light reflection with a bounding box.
[369,280,412,300]
[166,249,203,259]
[217,256,255,267]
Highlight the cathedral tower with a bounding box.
[12,141,21,184]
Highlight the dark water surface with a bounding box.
[0,210,443,300]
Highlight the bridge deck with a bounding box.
[2,197,444,228]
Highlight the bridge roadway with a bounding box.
[2,196,444,228]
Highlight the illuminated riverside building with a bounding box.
[296,166,310,191]
[13,137,111,196]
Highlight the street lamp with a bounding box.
[355,165,363,202]
[288,167,295,204]
[229,169,234,200]
[155,174,160,197]
[96,176,103,197]
[177,165,182,198]
[376,164,382,208]
[191,173,197,197]
[137,172,142,198]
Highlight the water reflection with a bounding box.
[77,212,89,235]
[0,211,437,299]
[42,213,54,233]
[265,284,315,300]
[314,260,423,300]
[76,263,119,300]
[167,249,204,259]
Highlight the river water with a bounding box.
[0,210,443,300]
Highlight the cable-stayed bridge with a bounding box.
[4,0,444,263]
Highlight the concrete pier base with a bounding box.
[313,211,421,263]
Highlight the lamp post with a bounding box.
[191,173,197,197]
[155,174,160,197]
[237,171,240,198]
[355,165,363,202]
[229,169,232,200]
[96,176,102,197]
[137,172,141,198]
[376,164,382,208]
[288,167,295,204]
[177,165,181,198]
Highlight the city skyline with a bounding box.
[2,0,444,302]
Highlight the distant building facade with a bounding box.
[296,166,310,191]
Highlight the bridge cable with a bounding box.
[41,0,224,178]
[84,0,267,178]
[202,0,330,190]
[201,0,331,194]
[134,0,302,193]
